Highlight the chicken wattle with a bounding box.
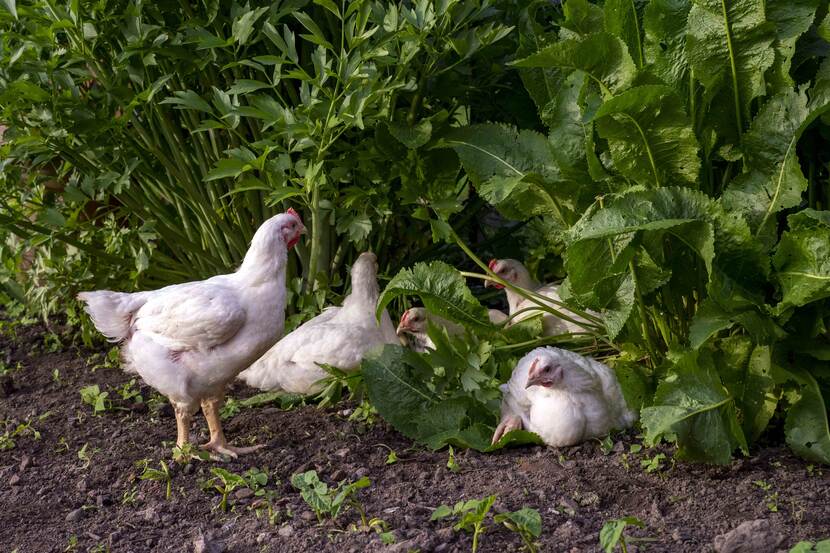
[77,209,305,457]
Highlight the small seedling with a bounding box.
[122,486,139,505]
[52,368,61,384]
[386,450,398,465]
[447,445,461,473]
[0,360,22,376]
[139,460,173,500]
[431,495,497,553]
[116,379,143,404]
[290,470,371,524]
[753,480,779,512]
[77,443,99,469]
[219,397,241,420]
[599,516,645,553]
[80,385,111,414]
[599,435,614,455]
[172,443,210,464]
[348,400,378,425]
[494,507,542,552]
[641,453,668,474]
[789,539,830,553]
[1,413,50,451]
[206,467,247,512]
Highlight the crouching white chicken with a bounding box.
[77,209,305,457]
[239,252,398,394]
[491,347,636,447]
[485,258,595,335]
[396,307,508,352]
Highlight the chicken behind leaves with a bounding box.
[77,209,305,457]
[396,306,508,352]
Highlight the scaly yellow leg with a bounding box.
[199,395,264,459]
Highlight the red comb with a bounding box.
[286,207,302,224]
[488,259,498,271]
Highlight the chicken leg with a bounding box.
[173,402,197,447]
[199,395,263,458]
[491,414,523,445]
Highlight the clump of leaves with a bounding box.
[431,495,497,553]
[599,516,645,553]
[139,460,173,500]
[0,412,50,451]
[494,508,543,553]
[290,470,371,524]
[205,468,247,512]
[789,540,830,553]
[80,385,111,415]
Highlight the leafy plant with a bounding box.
[599,516,645,553]
[431,495,497,553]
[290,470,371,524]
[790,540,830,553]
[0,412,49,451]
[494,507,543,553]
[447,445,461,473]
[80,385,111,415]
[206,468,247,512]
[139,460,173,500]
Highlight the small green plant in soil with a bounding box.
[789,540,830,553]
[0,412,50,451]
[494,508,543,553]
[290,470,371,524]
[116,379,143,404]
[171,443,210,464]
[641,453,671,474]
[77,443,99,469]
[599,516,645,553]
[139,460,173,500]
[431,495,497,553]
[205,468,247,512]
[447,445,461,473]
[385,450,398,465]
[80,385,111,415]
[753,480,780,512]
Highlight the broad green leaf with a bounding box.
[723,85,830,245]
[594,85,700,188]
[716,337,778,442]
[643,0,693,94]
[388,119,432,149]
[377,261,491,331]
[204,158,250,181]
[782,368,830,464]
[600,517,645,553]
[685,0,776,145]
[641,349,747,463]
[515,3,565,112]
[689,298,734,348]
[765,0,822,92]
[294,11,334,49]
[561,0,606,36]
[227,79,272,95]
[159,90,214,114]
[512,32,637,96]
[604,0,646,67]
[774,209,830,309]
[494,508,542,538]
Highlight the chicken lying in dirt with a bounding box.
[239,252,398,394]
[485,258,595,335]
[78,209,305,457]
[492,347,636,447]
[396,307,508,352]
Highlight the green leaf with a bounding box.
[1,0,17,19]
[593,84,700,188]
[562,0,606,36]
[765,0,822,92]
[227,79,272,95]
[204,158,250,181]
[377,261,491,331]
[641,349,747,464]
[494,508,543,537]
[643,0,693,94]
[512,32,637,96]
[388,119,432,149]
[294,11,334,49]
[723,84,830,245]
[604,0,646,67]
[232,6,269,46]
[685,0,776,145]
[774,209,830,309]
[159,90,214,114]
[782,368,830,464]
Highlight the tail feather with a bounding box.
[77,290,148,342]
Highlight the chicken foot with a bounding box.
[199,395,264,459]
[491,415,523,445]
[173,402,198,447]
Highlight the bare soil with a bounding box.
[1,319,829,553]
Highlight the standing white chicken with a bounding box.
[396,307,508,352]
[491,347,636,446]
[485,258,593,335]
[77,209,305,457]
[239,252,398,394]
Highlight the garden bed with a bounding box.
[2,320,828,553]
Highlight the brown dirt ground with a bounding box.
[1,318,829,553]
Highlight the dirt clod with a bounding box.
[65,508,85,523]
[713,519,785,553]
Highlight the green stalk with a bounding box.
[629,259,660,365]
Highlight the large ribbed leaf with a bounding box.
[774,209,830,309]
[722,80,830,245]
[593,84,700,188]
[604,0,647,67]
[783,367,830,464]
[642,349,748,464]
[376,261,492,330]
[512,32,637,96]
[685,0,776,145]
[765,0,822,92]
[643,0,693,94]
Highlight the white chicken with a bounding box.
[239,252,398,394]
[485,258,594,335]
[396,307,508,352]
[77,209,305,457]
[491,347,636,447]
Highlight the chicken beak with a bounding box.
[525,358,542,389]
